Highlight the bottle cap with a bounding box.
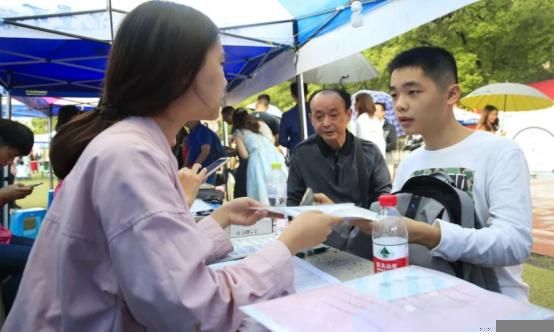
[379,194,397,207]
[271,163,282,170]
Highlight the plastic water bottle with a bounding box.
[267,163,288,236]
[372,194,409,273]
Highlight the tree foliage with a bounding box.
[237,0,553,108]
[31,118,49,134]
[361,0,554,95]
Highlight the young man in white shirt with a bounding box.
[351,46,532,301]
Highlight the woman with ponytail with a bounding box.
[2,2,340,331]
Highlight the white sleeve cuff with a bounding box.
[429,218,463,261]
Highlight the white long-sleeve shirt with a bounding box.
[355,113,386,158]
[393,131,532,301]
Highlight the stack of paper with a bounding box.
[240,266,554,331]
[214,233,277,262]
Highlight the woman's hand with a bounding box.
[314,193,334,205]
[178,164,206,207]
[210,197,268,229]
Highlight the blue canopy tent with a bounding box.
[1,0,478,104]
[0,0,478,225]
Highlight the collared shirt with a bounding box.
[278,103,314,150]
[287,131,391,206]
[3,116,294,332]
[287,131,391,256]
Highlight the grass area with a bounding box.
[10,178,554,310]
[14,175,56,209]
[524,254,554,309]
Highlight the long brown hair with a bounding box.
[477,104,499,132]
[355,93,376,117]
[232,109,260,134]
[50,1,219,178]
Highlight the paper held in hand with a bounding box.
[256,203,381,222]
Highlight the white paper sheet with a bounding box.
[262,203,381,222]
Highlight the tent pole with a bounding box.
[2,73,13,227]
[1,92,7,228]
[221,107,230,200]
[48,104,54,190]
[107,0,114,42]
[296,74,308,141]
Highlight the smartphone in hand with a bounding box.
[28,182,43,188]
[204,157,229,178]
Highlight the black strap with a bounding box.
[354,139,369,209]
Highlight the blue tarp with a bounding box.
[1,0,478,114]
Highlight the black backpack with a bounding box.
[381,172,500,292]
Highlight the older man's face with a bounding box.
[310,92,351,150]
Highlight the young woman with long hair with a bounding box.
[3,2,340,331]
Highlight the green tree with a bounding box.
[361,0,554,95]
[31,118,49,134]
[234,0,553,106]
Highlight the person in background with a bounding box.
[2,2,341,331]
[354,93,386,158]
[55,105,81,132]
[254,93,282,119]
[279,82,314,153]
[252,94,281,144]
[232,110,287,204]
[172,126,188,169]
[221,106,248,198]
[476,104,499,133]
[375,102,397,153]
[0,119,35,316]
[183,120,225,184]
[52,105,82,195]
[221,105,236,130]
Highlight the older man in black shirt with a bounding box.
[287,88,391,257]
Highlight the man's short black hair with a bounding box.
[0,118,34,155]
[388,46,458,88]
[221,105,235,115]
[308,88,351,110]
[257,94,270,103]
[290,82,309,99]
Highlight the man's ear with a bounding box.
[446,84,461,106]
[346,107,352,122]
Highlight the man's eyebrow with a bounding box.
[390,80,421,90]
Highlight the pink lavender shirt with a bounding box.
[2,117,294,331]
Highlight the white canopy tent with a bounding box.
[1,0,478,103]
